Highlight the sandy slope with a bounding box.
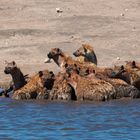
[0,0,140,84]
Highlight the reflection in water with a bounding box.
[0,98,140,140]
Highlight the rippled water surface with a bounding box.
[0,98,140,140]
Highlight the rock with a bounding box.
[133,27,136,30]
[117,57,120,60]
[120,13,124,16]
[56,8,63,13]
[125,9,128,12]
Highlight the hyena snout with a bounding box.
[73,51,81,57]
[47,53,53,59]
[4,68,11,74]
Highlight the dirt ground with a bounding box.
[0,0,140,84]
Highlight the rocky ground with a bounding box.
[0,0,140,85]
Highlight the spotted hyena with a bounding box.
[12,70,55,100]
[65,69,116,101]
[110,64,140,91]
[124,61,140,70]
[66,66,140,100]
[49,72,76,101]
[92,65,140,99]
[45,48,96,73]
[64,62,114,78]
[3,61,28,97]
[73,44,97,65]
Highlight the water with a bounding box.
[0,98,140,140]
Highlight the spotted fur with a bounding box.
[66,71,116,101]
[12,70,55,100]
[49,72,76,101]
[110,64,140,91]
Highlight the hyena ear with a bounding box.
[93,69,95,73]
[85,69,90,74]
[84,47,87,53]
[78,67,81,71]
[12,61,17,67]
[49,71,55,78]
[132,61,136,67]
[68,73,71,78]
[49,71,54,74]
[38,71,43,77]
[74,63,77,67]
[82,44,87,52]
[121,65,124,70]
[65,63,68,68]
[57,48,61,53]
[76,67,80,74]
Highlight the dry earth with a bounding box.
[0,0,140,85]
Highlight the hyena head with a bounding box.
[46,48,64,62]
[4,61,17,74]
[73,44,97,65]
[125,61,137,69]
[38,70,55,90]
[110,65,131,84]
[45,48,67,67]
